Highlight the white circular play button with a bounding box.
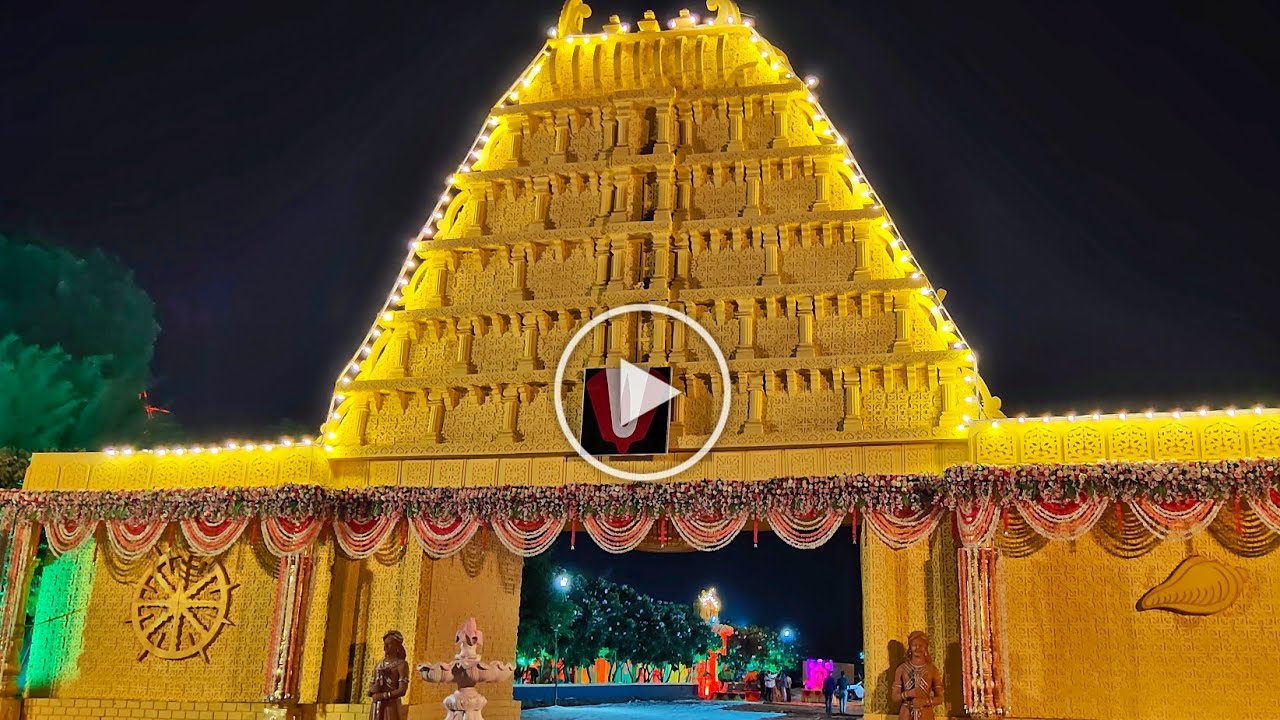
[552,303,732,483]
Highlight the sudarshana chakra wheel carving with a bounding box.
[128,550,238,661]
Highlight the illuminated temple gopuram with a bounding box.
[6,2,1280,719]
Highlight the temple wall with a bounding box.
[861,531,963,720]
[999,521,1280,720]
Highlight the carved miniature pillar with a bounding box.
[672,233,691,290]
[727,99,745,152]
[528,177,552,230]
[263,551,316,706]
[387,335,411,378]
[850,220,873,279]
[655,170,675,223]
[743,160,762,218]
[606,311,633,363]
[794,296,816,358]
[958,545,1010,718]
[939,365,967,427]
[669,303,690,362]
[424,256,451,308]
[743,372,765,434]
[761,226,781,286]
[609,170,632,222]
[614,103,633,156]
[668,373,687,439]
[426,390,446,443]
[592,238,612,292]
[650,311,670,362]
[452,318,476,374]
[497,385,522,442]
[508,245,533,301]
[676,168,693,222]
[607,236,631,292]
[589,309,608,365]
[840,367,863,430]
[677,101,695,151]
[654,105,673,155]
[812,156,833,212]
[518,313,544,371]
[601,105,618,155]
[463,190,488,237]
[892,290,914,353]
[771,96,790,149]
[597,173,615,222]
[0,521,39,698]
[506,116,526,167]
[734,299,756,360]
[551,110,571,163]
[650,233,672,292]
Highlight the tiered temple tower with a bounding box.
[11,4,1280,720]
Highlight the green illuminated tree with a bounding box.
[0,235,161,452]
[724,624,801,676]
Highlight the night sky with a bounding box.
[3,1,1279,662]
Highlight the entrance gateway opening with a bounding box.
[12,4,1279,720]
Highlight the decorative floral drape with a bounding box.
[6,458,1279,559]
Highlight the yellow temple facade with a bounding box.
[7,3,1280,719]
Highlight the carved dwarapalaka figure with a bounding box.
[892,630,944,720]
[368,630,410,720]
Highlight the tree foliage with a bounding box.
[517,566,717,683]
[0,448,31,490]
[516,555,576,681]
[724,624,802,675]
[0,235,160,451]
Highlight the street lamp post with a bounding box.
[552,573,571,707]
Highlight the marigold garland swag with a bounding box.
[3,458,1279,558]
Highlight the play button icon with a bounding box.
[553,304,732,483]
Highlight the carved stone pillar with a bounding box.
[650,233,672,292]
[497,385,522,442]
[609,170,632,223]
[668,372,687,439]
[0,521,39,698]
[771,96,790,149]
[602,105,618,155]
[676,101,694,151]
[528,177,552,230]
[354,401,372,445]
[726,99,745,152]
[614,103,633,156]
[592,238,612,292]
[655,170,674,223]
[551,110,571,163]
[387,335,411,378]
[650,311,670,362]
[508,245,533,301]
[733,299,756,360]
[676,169,693,221]
[518,313,544,371]
[813,156,832,211]
[424,256,451,308]
[761,226,780,286]
[744,160,762,218]
[597,173,615,223]
[892,290,913,353]
[958,545,1010,718]
[794,296,816,358]
[654,105,673,154]
[743,372,765,434]
[589,308,608,365]
[452,318,476,374]
[840,367,863,430]
[263,551,316,706]
[669,303,690,362]
[672,234,691,290]
[607,236,631,292]
[939,365,967,428]
[426,389,446,443]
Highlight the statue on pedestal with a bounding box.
[892,630,944,720]
[368,630,410,720]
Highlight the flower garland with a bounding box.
[3,459,1278,524]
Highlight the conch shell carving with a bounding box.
[1137,556,1245,616]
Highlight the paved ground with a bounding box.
[523,700,784,720]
